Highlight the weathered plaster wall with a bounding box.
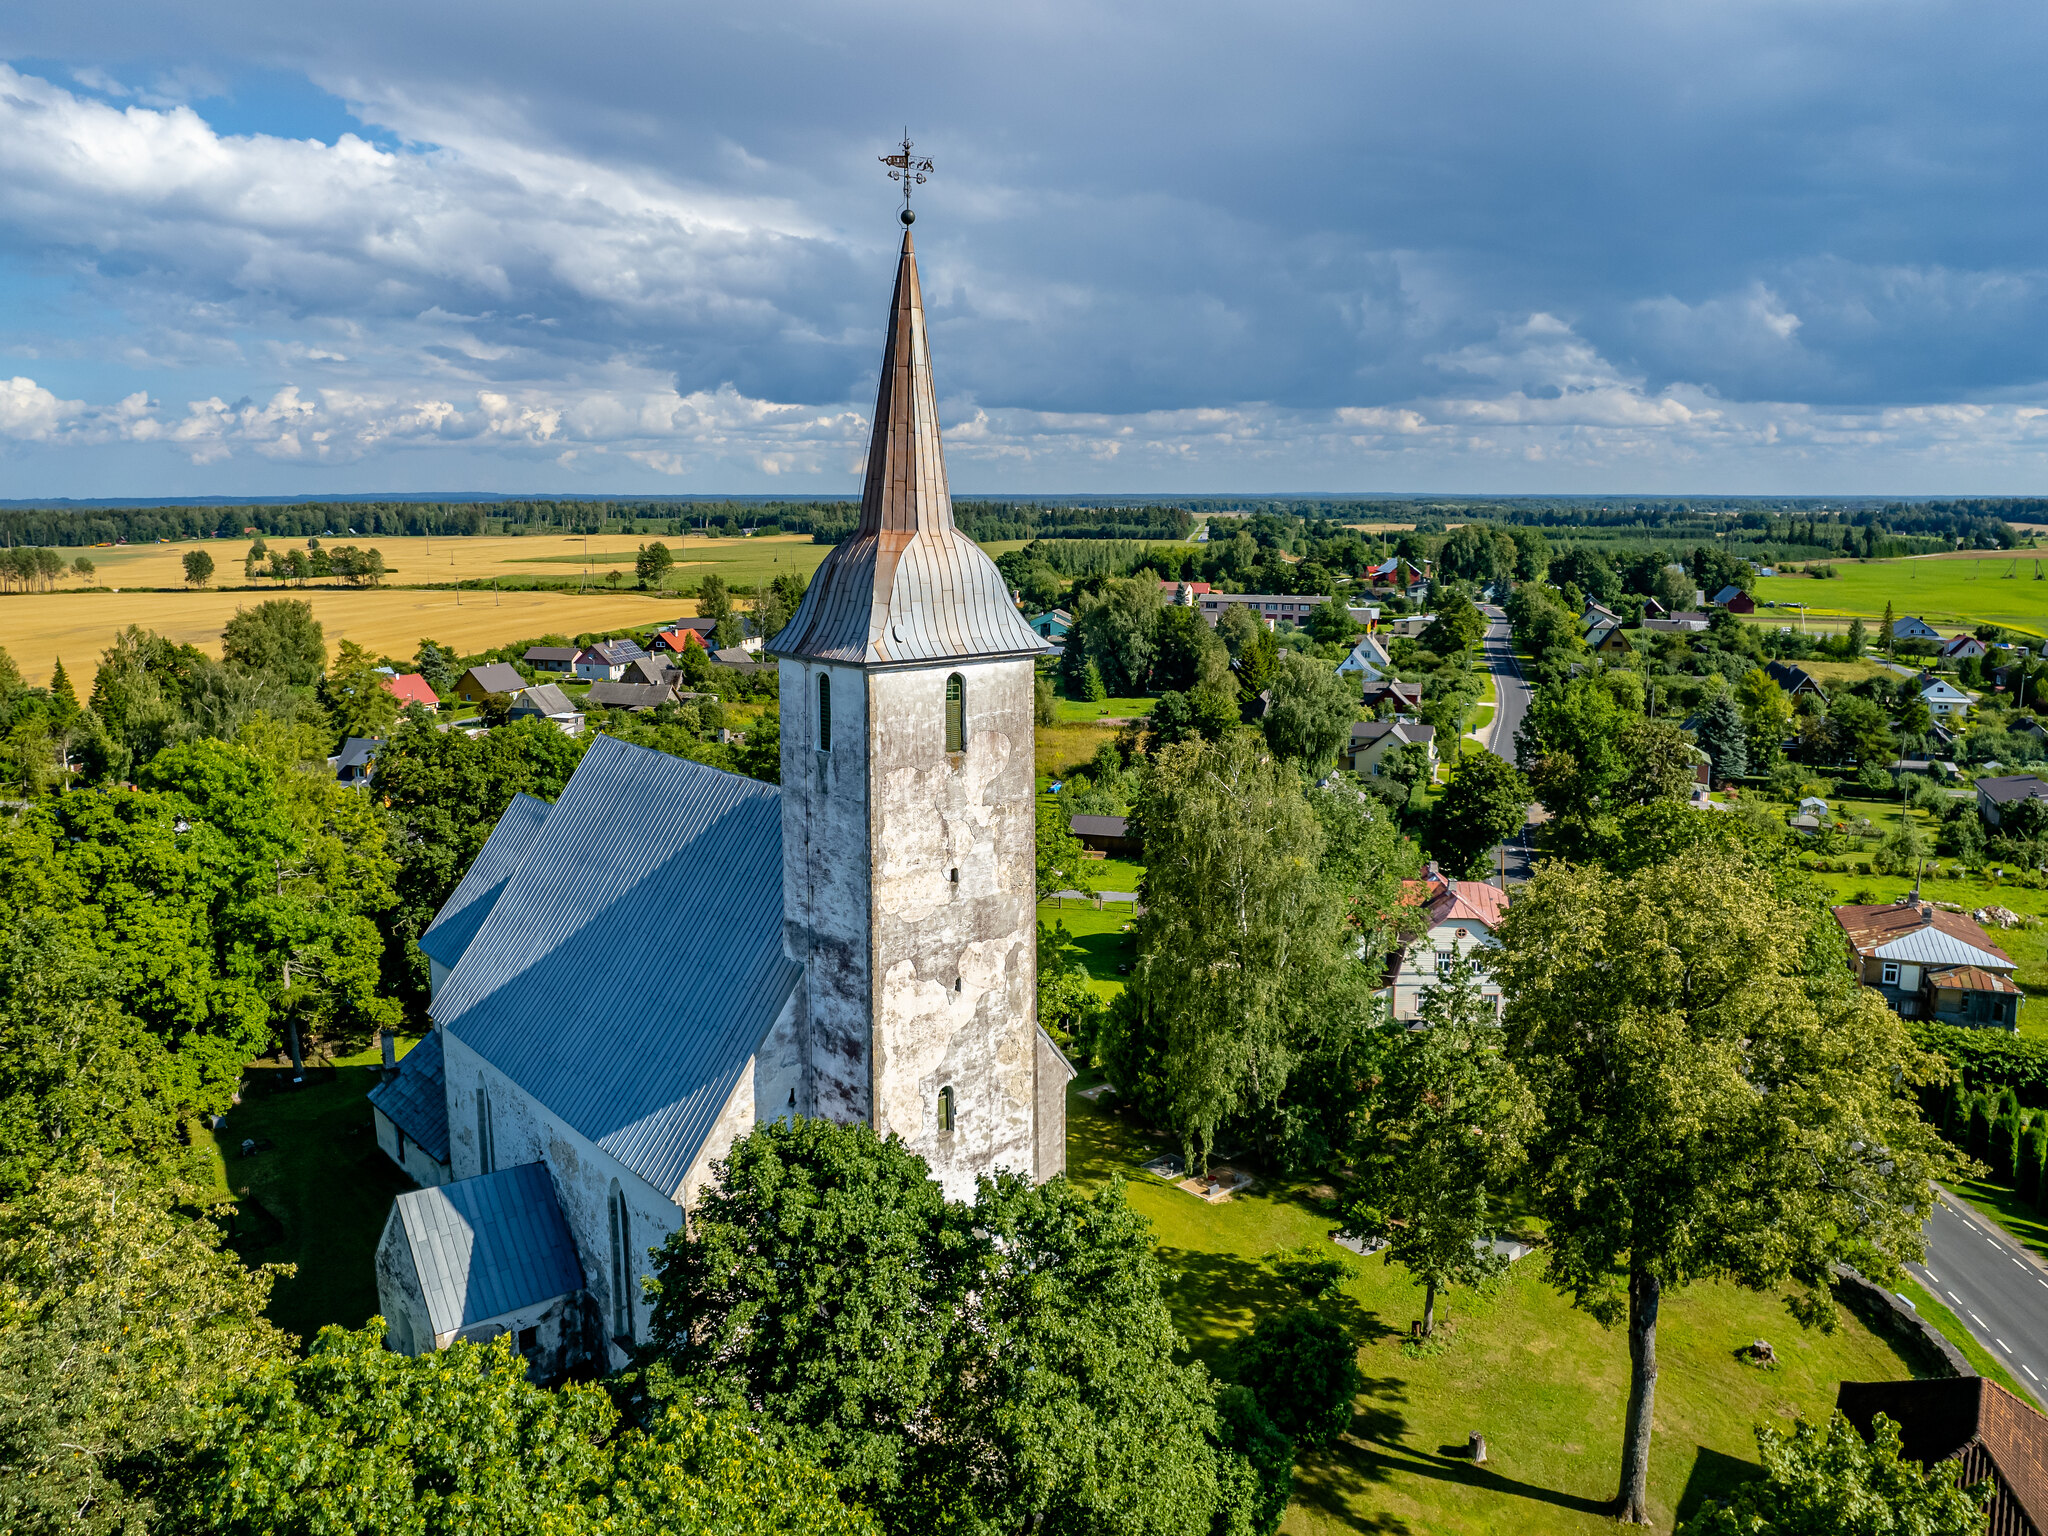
[374,1204,434,1357]
[867,659,1039,1202]
[780,658,873,1125]
[441,1030,681,1368]
[1034,1028,1074,1180]
[680,1058,753,1214]
[371,1105,451,1189]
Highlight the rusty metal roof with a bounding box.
[769,231,1052,669]
[1831,901,2015,967]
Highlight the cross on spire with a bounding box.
[879,133,933,226]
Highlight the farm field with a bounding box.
[1753,553,2048,637]
[0,586,677,685]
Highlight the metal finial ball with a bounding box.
[900,207,916,226]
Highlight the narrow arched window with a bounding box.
[944,674,965,754]
[475,1078,495,1174]
[817,673,831,752]
[608,1180,633,1342]
[938,1085,955,1134]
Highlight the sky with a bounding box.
[2,0,2047,498]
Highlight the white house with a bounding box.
[1939,635,1987,662]
[1919,677,1973,719]
[574,638,649,681]
[1348,718,1436,778]
[371,228,1073,1383]
[1379,865,1510,1022]
[1893,615,1942,642]
[1336,634,1394,680]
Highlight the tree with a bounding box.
[1070,578,1163,696]
[1651,565,1693,613]
[1036,808,1087,897]
[1848,615,1868,656]
[1223,1307,1360,1452]
[181,549,215,588]
[1680,1412,1989,1536]
[1104,737,1380,1171]
[1696,689,1749,783]
[412,639,457,699]
[1612,716,1700,809]
[220,599,326,686]
[756,570,810,646]
[1152,605,1230,694]
[1304,598,1357,644]
[0,1155,288,1536]
[179,1322,877,1536]
[1346,966,1536,1335]
[1262,653,1355,769]
[1516,676,1628,833]
[320,639,402,742]
[1428,749,1530,878]
[1421,590,1486,655]
[643,1119,1265,1536]
[1826,694,1894,767]
[1493,851,1956,1523]
[72,555,95,581]
[635,541,676,589]
[48,657,79,726]
[1881,601,1896,656]
[1739,667,1794,767]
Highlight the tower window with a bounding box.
[476,1078,495,1174]
[817,674,832,752]
[938,1085,955,1134]
[945,674,964,754]
[608,1180,633,1343]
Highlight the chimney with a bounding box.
[380,1029,397,1080]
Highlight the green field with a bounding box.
[1754,554,2048,638]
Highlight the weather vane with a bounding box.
[880,133,933,226]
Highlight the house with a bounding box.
[1336,634,1394,680]
[2011,716,2048,746]
[1832,898,2022,1028]
[1157,581,1211,606]
[622,656,679,689]
[1837,1378,2048,1536]
[1798,795,1829,817]
[332,736,385,787]
[1346,605,1381,630]
[369,1030,453,1188]
[584,680,676,712]
[507,684,584,736]
[1893,615,1942,641]
[1378,864,1510,1023]
[1069,814,1141,857]
[1977,774,2048,828]
[575,638,649,681]
[1196,592,1328,628]
[1643,612,1711,634]
[373,228,1072,1379]
[1360,678,1425,714]
[1642,596,1669,618]
[1710,585,1755,613]
[523,646,582,674]
[1580,601,1620,631]
[455,663,527,705]
[652,623,714,654]
[382,672,440,710]
[1919,676,1973,719]
[1766,660,1827,699]
[1940,634,1988,662]
[1585,620,1633,656]
[1364,556,1431,598]
[1348,718,1436,777]
[1029,609,1074,641]
[712,647,769,674]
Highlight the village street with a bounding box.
[1478,607,1538,884]
[1911,1188,2048,1410]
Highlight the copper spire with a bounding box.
[856,230,953,537]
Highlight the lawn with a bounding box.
[189,1036,421,1346]
[1062,1082,1927,1535]
[1754,553,2048,639]
[1055,695,1157,723]
[1037,721,1126,786]
[1040,903,1139,999]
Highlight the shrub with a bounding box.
[1992,1113,2019,1185]
[1970,1095,1993,1164]
[2021,1123,2046,1205]
[1948,1076,1970,1143]
[1225,1308,1361,1454]
[1081,662,1108,702]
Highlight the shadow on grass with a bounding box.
[1067,928,1133,983]
[1675,1446,1761,1528]
[1952,1177,2048,1263]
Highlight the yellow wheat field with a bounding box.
[0,588,690,686]
[56,531,832,589]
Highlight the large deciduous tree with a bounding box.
[1428,749,1530,878]
[1262,653,1356,770]
[1346,966,1535,1334]
[1492,852,1956,1524]
[220,599,327,687]
[642,1118,1273,1536]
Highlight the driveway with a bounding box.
[1909,1188,2048,1409]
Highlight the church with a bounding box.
[367,218,1073,1381]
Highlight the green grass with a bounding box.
[1948,1177,2048,1266]
[1037,721,1126,786]
[1039,904,1138,999]
[1062,1083,1929,1534]
[1055,695,1157,723]
[190,1037,419,1346]
[1754,555,2048,639]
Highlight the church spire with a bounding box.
[856,231,953,537]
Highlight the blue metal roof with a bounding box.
[418,793,553,969]
[367,1029,450,1164]
[430,735,800,1196]
[391,1162,584,1336]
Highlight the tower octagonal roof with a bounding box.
[769,231,1053,668]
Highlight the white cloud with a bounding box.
[0,376,83,440]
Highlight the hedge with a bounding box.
[1910,1022,2048,1108]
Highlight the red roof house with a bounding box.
[381,672,440,709]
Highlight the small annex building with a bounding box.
[372,225,1075,1381]
[1837,1378,2048,1536]
[523,646,581,674]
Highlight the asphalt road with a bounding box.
[1908,1189,2048,1409]
[1477,613,1530,767]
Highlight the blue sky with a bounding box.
[2,0,2046,496]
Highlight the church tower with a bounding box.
[770,213,1064,1200]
